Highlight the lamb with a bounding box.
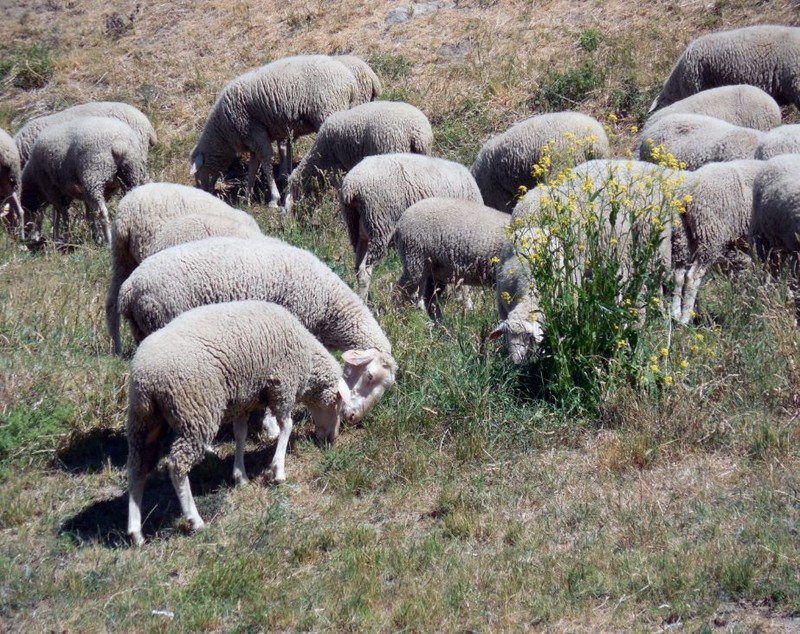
[643,85,781,133]
[190,55,360,208]
[471,112,610,213]
[21,116,149,245]
[118,236,397,428]
[670,159,764,324]
[394,198,511,320]
[339,153,483,299]
[754,125,800,160]
[333,55,382,104]
[14,101,156,168]
[499,159,681,362]
[106,182,262,356]
[0,128,23,238]
[126,300,355,545]
[286,101,433,212]
[638,114,762,170]
[650,25,800,111]
[749,154,800,324]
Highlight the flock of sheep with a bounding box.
[2,24,800,544]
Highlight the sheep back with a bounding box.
[471,112,610,213]
[755,125,800,160]
[750,154,800,257]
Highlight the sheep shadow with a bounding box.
[59,442,278,548]
[57,427,129,474]
[221,156,299,207]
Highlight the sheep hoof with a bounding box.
[234,472,250,485]
[129,531,145,547]
[270,468,286,484]
[267,200,280,209]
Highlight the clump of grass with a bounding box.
[0,43,56,90]
[368,53,413,81]
[432,97,492,164]
[0,398,75,472]
[579,28,603,53]
[538,61,604,111]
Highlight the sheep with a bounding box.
[500,159,681,362]
[749,154,800,324]
[339,153,483,299]
[286,101,433,212]
[117,236,397,430]
[638,114,762,170]
[670,159,764,324]
[644,85,781,133]
[106,182,262,357]
[21,116,149,245]
[190,55,360,208]
[394,198,511,320]
[471,112,610,213]
[126,300,355,545]
[14,101,156,168]
[333,55,382,104]
[650,25,800,112]
[0,128,23,238]
[754,125,800,160]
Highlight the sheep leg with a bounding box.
[671,267,687,321]
[262,410,280,441]
[84,202,99,244]
[168,466,204,532]
[232,416,250,485]
[127,464,147,547]
[269,414,293,484]
[127,416,163,546]
[422,276,445,321]
[247,127,280,208]
[680,263,706,324]
[106,272,124,357]
[355,227,373,300]
[168,434,206,532]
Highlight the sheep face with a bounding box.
[490,319,544,364]
[310,378,351,445]
[340,348,397,424]
[189,150,222,192]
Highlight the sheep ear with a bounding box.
[190,152,204,175]
[337,378,351,403]
[488,323,507,341]
[342,349,376,366]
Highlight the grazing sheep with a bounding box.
[490,244,544,364]
[106,182,261,357]
[339,153,483,299]
[644,85,781,133]
[471,112,610,213]
[638,114,762,170]
[286,101,432,211]
[126,301,354,545]
[15,101,156,167]
[190,55,359,208]
[394,198,511,320]
[118,236,397,427]
[21,117,149,245]
[0,128,23,238]
[650,25,800,111]
[754,125,800,160]
[502,160,681,362]
[749,154,800,324]
[333,55,382,104]
[671,159,764,323]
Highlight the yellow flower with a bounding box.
[490,256,500,265]
[630,125,639,134]
[695,333,704,342]
[650,296,660,306]
[616,339,627,349]
[607,113,618,123]
[650,364,659,372]
[689,344,699,353]
[660,347,668,357]
[649,355,657,363]
[663,375,673,386]
[680,359,689,369]
[682,194,693,205]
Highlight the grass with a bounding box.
[1,0,800,631]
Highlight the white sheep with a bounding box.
[118,236,397,428]
[333,55,382,104]
[339,153,483,299]
[644,85,781,133]
[650,25,800,111]
[126,300,354,545]
[190,55,360,208]
[286,101,432,212]
[0,128,23,238]
[14,101,156,168]
[20,116,149,245]
[106,182,262,357]
[749,154,800,324]
[500,159,680,362]
[471,112,610,213]
[394,197,511,320]
[754,125,800,160]
[638,114,762,170]
[670,159,764,324]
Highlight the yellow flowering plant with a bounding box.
[509,130,686,412]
